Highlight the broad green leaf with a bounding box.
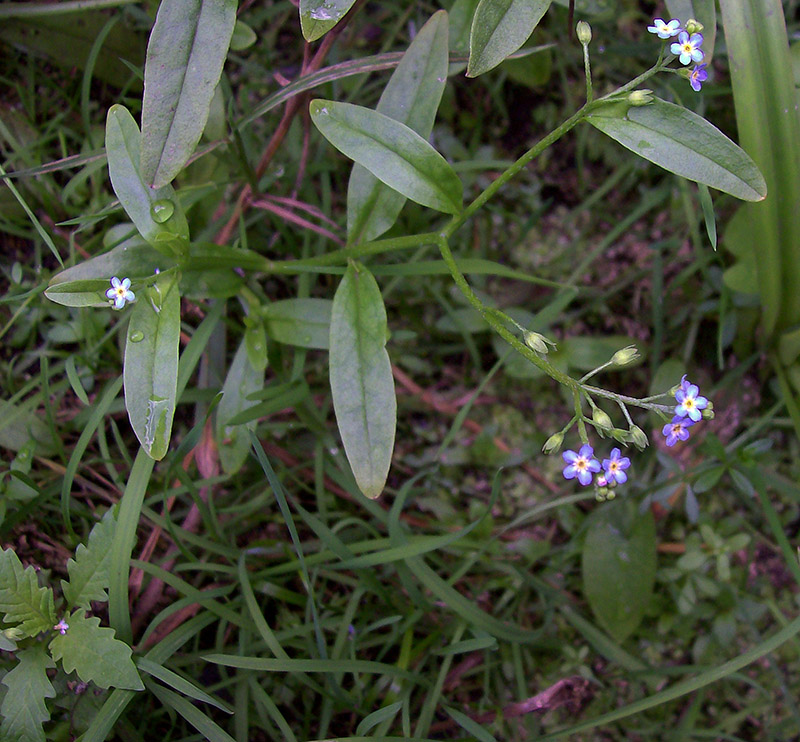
[263,298,333,350]
[230,19,257,51]
[666,0,716,60]
[310,99,462,214]
[581,500,657,642]
[348,11,449,243]
[216,338,266,475]
[329,263,396,499]
[62,509,117,609]
[467,0,551,77]
[140,0,237,188]
[720,0,800,335]
[105,104,190,259]
[299,0,357,42]
[586,98,767,202]
[123,269,181,460]
[721,207,758,295]
[49,609,143,691]
[0,549,55,637]
[0,646,55,742]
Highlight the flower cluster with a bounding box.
[562,444,630,496]
[647,17,708,92]
[662,375,711,447]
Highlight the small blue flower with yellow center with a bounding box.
[602,447,631,485]
[662,415,696,446]
[671,31,704,65]
[106,276,135,310]
[689,63,708,91]
[647,18,681,39]
[562,444,601,486]
[675,377,708,422]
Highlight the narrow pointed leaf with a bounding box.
[311,99,462,214]
[140,0,237,188]
[329,263,396,498]
[105,104,190,258]
[586,98,767,201]
[348,11,449,243]
[467,0,552,77]
[62,509,117,609]
[49,609,143,691]
[0,646,55,742]
[0,548,56,637]
[299,0,357,41]
[123,269,181,460]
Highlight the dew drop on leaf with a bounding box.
[129,330,144,343]
[150,199,175,223]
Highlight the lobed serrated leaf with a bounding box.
[0,646,55,742]
[62,510,117,609]
[0,549,56,637]
[49,609,143,691]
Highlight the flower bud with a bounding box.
[627,89,654,106]
[576,21,592,45]
[611,428,629,443]
[611,345,640,367]
[3,627,24,642]
[629,425,649,450]
[592,407,613,432]
[542,432,564,455]
[524,331,550,355]
[685,18,704,34]
[702,401,715,420]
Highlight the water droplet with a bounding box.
[129,330,144,343]
[150,199,174,223]
[303,336,312,344]
[309,6,332,19]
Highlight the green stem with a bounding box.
[582,43,593,103]
[583,383,673,413]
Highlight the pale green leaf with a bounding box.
[0,646,55,742]
[581,500,657,642]
[310,99,463,214]
[49,609,143,691]
[216,338,266,475]
[62,509,117,609]
[123,268,181,460]
[140,0,237,188]
[0,549,55,637]
[586,97,767,201]
[105,104,190,258]
[329,263,396,498]
[263,298,332,350]
[299,0,357,42]
[348,11,449,243]
[467,0,552,77]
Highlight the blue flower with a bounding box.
[602,447,631,484]
[662,415,696,446]
[647,18,681,39]
[675,377,708,421]
[53,619,69,635]
[671,31,704,65]
[562,444,601,486]
[689,63,708,91]
[106,276,135,310]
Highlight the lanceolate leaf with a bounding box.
[467,0,552,77]
[586,98,767,202]
[329,263,396,499]
[140,0,237,188]
[310,99,463,214]
[62,509,117,609]
[581,500,657,643]
[105,104,190,258]
[263,298,333,350]
[300,0,357,42]
[0,548,55,637]
[123,269,181,460]
[49,609,143,691]
[0,646,55,742]
[348,11,450,243]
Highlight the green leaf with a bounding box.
[49,609,143,691]
[467,0,552,77]
[62,509,117,610]
[0,549,55,637]
[140,0,237,188]
[329,263,396,499]
[586,98,767,202]
[105,104,190,258]
[0,399,57,456]
[263,298,333,350]
[310,99,463,214]
[216,338,266,475]
[299,0,357,42]
[0,646,55,742]
[347,11,450,243]
[123,269,181,460]
[721,206,758,295]
[581,500,657,643]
